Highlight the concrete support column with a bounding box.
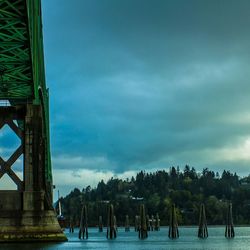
[0,105,66,241]
[23,104,44,211]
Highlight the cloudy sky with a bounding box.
[7,0,249,196]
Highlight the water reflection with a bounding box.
[1,227,250,250]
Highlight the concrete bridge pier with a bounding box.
[0,105,67,242]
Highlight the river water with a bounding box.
[2,226,250,250]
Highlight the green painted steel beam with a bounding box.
[0,0,32,101]
[0,0,52,186]
[0,0,47,103]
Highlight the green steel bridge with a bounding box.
[0,0,66,241]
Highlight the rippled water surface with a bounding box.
[2,227,250,250]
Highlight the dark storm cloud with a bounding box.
[42,0,250,175]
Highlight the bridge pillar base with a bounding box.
[0,210,67,242]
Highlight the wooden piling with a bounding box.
[168,203,179,239]
[125,215,130,232]
[98,215,103,232]
[135,215,140,232]
[79,205,88,239]
[146,214,150,231]
[150,215,155,231]
[225,203,235,238]
[198,203,208,238]
[155,213,160,231]
[138,204,148,239]
[114,215,118,232]
[106,204,117,239]
[69,217,74,233]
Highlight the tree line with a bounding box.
[58,166,250,226]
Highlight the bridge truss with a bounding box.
[0,0,66,241]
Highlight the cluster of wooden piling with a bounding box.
[168,204,179,239]
[106,204,117,239]
[125,215,130,232]
[138,204,148,239]
[68,202,235,240]
[99,215,103,232]
[79,205,88,239]
[198,203,208,238]
[146,215,150,231]
[225,203,234,238]
[155,213,160,231]
[69,217,74,233]
[135,215,140,232]
[135,213,160,232]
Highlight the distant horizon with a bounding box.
[56,165,249,198]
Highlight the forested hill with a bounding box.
[59,166,250,226]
